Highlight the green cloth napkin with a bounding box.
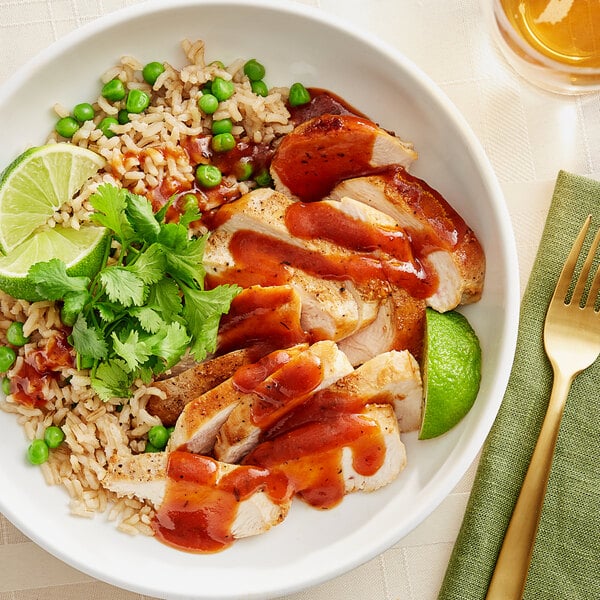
[438,171,600,600]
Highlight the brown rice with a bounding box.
[0,39,295,536]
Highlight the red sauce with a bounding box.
[388,166,469,251]
[216,286,308,355]
[11,331,74,407]
[245,412,386,509]
[272,114,383,202]
[288,88,368,124]
[153,451,293,553]
[232,346,324,426]
[209,200,436,298]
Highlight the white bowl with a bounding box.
[0,1,520,598]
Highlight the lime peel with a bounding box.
[419,308,482,440]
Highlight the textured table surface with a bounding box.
[1,1,599,599]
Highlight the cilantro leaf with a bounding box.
[158,222,188,251]
[71,313,108,360]
[111,329,152,372]
[94,301,125,323]
[161,234,208,289]
[126,244,165,284]
[182,284,240,360]
[146,321,190,368]
[89,184,135,247]
[91,359,132,400]
[129,306,165,333]
[179,201,202,229]
[147,278,183,321]
[28,259,90,300]
[61,290,92,327]
[125,192,160,243]
[100,267,146,307]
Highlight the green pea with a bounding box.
[27,439,49,465]
[211,77,235,101]
[181,193,198,212]
[202,81,213,94]
[98,117,119,138]
[166,426,175,435]
[6,322,29,347]
[142,61,165,86]
[117,109,131,125]
[55,116,80,138]
[2,377,11,395]
[235,160,253,181]
[243,59,266,82]
[211,132,236,153]
[148,425,170,450]
[44,426,65,449]
[101,78,126,101]
[255,169,273,188]
[195,164,222,188]
[288,82,311,107]
[144,441,159,453]
[126,89,151,114]
[198,93,219,114]
[73,103,94,122]
[0,346,16,373]
[212,118,233,135]
[251,80,269,97]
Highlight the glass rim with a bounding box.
[493,0,600,76]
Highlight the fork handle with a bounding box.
[486,370,572,599]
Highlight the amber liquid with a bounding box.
[499,0,600,69]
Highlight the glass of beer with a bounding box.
[486,0,600,94]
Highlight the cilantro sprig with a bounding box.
[28,184,240,401]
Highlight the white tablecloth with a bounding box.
[1,0,599,598]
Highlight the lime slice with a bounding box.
[0,225,109,301]
[419,308,482,440]
[0,144,105,253]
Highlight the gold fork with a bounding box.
[486,215,600,599]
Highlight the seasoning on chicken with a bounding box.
[270,113,418,202]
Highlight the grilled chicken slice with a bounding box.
[167,344,309,454]
[270,114,417,202]
[104,451,293,548]
[204,188,388,340]
[245,403,406,509]
[216,285,308,355]
[328,167,485,311]
[105,451,167,506]
[147,348,255,426]
[339,287,426,366]
[214,340,353,464]
[266,348,422,437]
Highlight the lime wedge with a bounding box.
[419,308,482,440]
[0,144,105,253]
[0,225,109,301]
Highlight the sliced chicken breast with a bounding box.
[339,287,426,366]
[244,403,406,509]
[167,344,309,454]
[147,348,254,427]
[214,340,353,464]
[204,189,388,340]
[105,451,168,507]
[267,348,423,437]
[328,167,485,311]
[270,114,417,201]
[216,285,308,355]
[104,451,293,548]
